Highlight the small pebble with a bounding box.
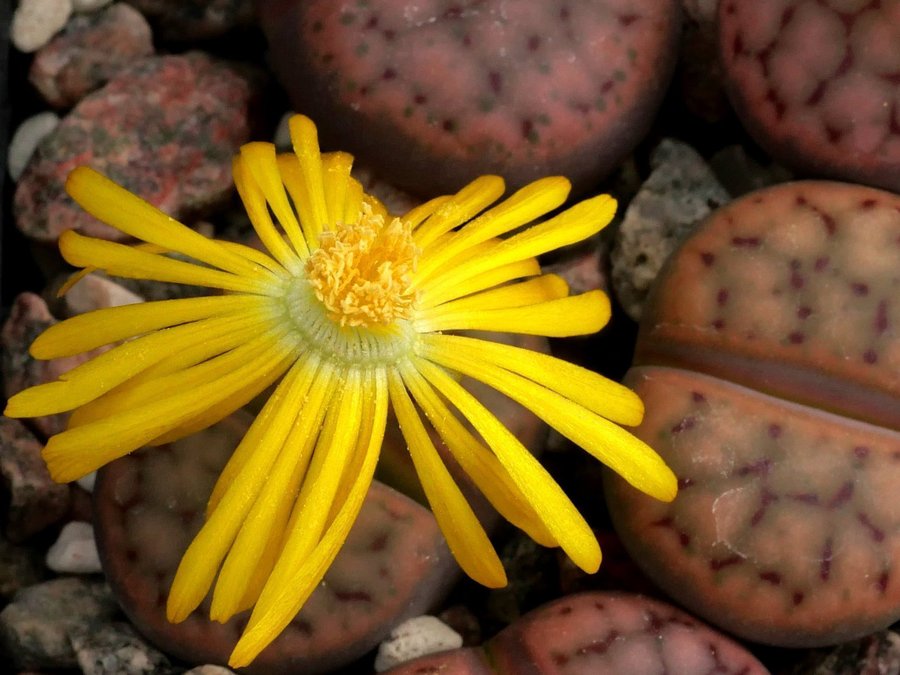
[273,111,293,150]
[11,0,73,53]
[374,616,463,672]
[71,0,112,11]
[7,112,60,181]
[184,667,238,675]
[45,521,102,574]
[76,472,96,493]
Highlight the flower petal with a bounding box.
[166,356,319,622]
[65,166,270,279]
[419,274,568,320]
[425,195,616,301]
[29,294,266,359]
[289,115,330,241]
[389,370,506,588]
[412,357,601,573]
[417,176,570,282]
[233,155,301,272]
[240,143,309,259]
[228,367,388,668]
[413,175,505,248]
[423,344,677,503]
[322,151,354,227]
[422,333,644,426]
[210,362,338,622]
[416,290,611,337]
[59,230,273,294]
[42,341,294,484]
[417,257,542,310]
[399,363,556,547]
[401,195,451,230]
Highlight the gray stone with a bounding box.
[610,139,730,321]
[789,630,900,674]
[7,112,60,181]
[11,0,72,53]
[183,666,237,675]
[70,621,172,675]
[0,534,46,600]
[0,417,70,542]
[374,616,463,672]
[45,521,102,574]
[0,577,119,669]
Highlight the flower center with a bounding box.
[305,204,419,328]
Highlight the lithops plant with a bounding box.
[93,412,458,674]
[718,0,900,192]
[259,0,681,196]
[385,592,769,674]
[605,181,900,646]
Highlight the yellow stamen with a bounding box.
[305,204,419,327]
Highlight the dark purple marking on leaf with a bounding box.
[700,252,716,266]
[382,68,396,80]
[852,282,870,296]
[732,34,744,57]
[671,416,696,434]
[691,391,706,403]
[710,555,744,572]
[820,538,833,581]
[768,423,783,438]
[875,300,889,334]
[764,87,786,119]
[333,589,373,602]
[857,512,885,542]
[717,289,729,306]
[552,652,569,666]
[790,270,805,290]
[814,256,830,271]
[414,93,427,105]
[527,35,541,51]
[792,591,805,605]
[600,79,615,94]
[651,516,674,529]
[488,71,502,94]
[575,629,620,657]
[878,570,890,594]
[863,349,878,364]
[788,492,819,505]
[820,212,838,236]
[679,531,691,548]
[788,331,805,344]
[750,489,778,527]
[369,532,388,551]
[797,306,813,319]
[854,445,870,460]
[289,617,313,635]
[712,318,726,330]
[619,13,639,27]
[364,15,378,29]
[861,198,878,209]
[736,458,773,477]
[779,5,795,28]
[759,571,782,585]
[383,28,396,41]
[443,5,463,19]
[806,80,828,106]
[678,477,696,489]
[825,126,844,144]
[731,236,761,248]
[827,481,854,508]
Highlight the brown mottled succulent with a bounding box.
[605,181,900,647]
[259,0,681,196]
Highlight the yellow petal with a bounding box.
[210,362,338,621]
[389,370,507,587]
[343,177,365,225]
[322,151,354,227]
[65,166,269,279]
[228,367,388,668]
[413,175,505,248]
[412,357,601,573]
[416,290,611,337]
[399,363,556,547]
[289,115,329,242]
[423,345,677,502]
[59,230,272,294]
[42,337,294,483]
[29,294,266,359]
[166,356,318,623]
[401,195,451,230]
[6,311,273,418]
[417,177,570,282]
[233,155,301,272]
[425,195,616,301]
[419,274,568,321]
[417,257,542,310]
[422,333,644,426]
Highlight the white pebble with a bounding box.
[45,521,103,574]
[374,616,463,672]
[8,111,59,181]
[76,472,96,493]
[11,0,73,53]
[273,111,295,150]
[71,0,112,11]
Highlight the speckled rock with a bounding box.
[11,0,73,53]
[14,52,263,243]
[611,139,730,321]
[7,111,60,180]
[0,417,70,542]
[386,592,769,674]
[1,292,105,437]
[94,413,458,674]
[719,0,900,192]
[260,0,682,196]
[0,534,46,600]
[789,630,900,674]
[70,621,172,675]
[49,273,144,318]
[124,0,254,40]
[0,577,119,670]
[29,3,154,108]
[607,181,900,648]
[374,616,463,672]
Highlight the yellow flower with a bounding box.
[4,115,676,666]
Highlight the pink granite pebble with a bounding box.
[719,0,900,192]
